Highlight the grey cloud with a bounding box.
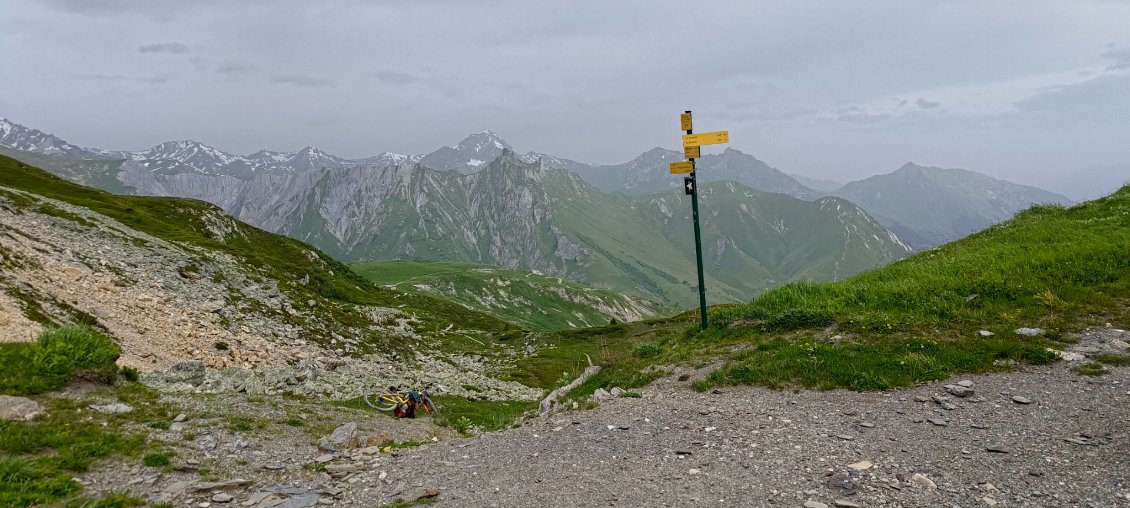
[915,98,941,110]
[372,70,422,86]
[41,0,226,19]
[73,73,126,81]
[270,75,335,87]
[834,106,893,125]
[136,73,173,84]
[216,62,257,75]
[138,42,190,54]
[1103,47,1130,71]
[1011,73,1130,125]
[716,101,816,122]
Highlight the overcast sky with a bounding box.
[2,0,1128,187]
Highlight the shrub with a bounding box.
[1,326,121,395]
[453,416,474,434]
[120,367,140,382]
[142,454,170,468]
[32,326,120,385]
[634,342,661,359]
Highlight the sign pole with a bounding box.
[684,110,708,330]
[672,112,726,330]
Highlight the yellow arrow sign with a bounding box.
[682,130,729,147]
[680,113,693,131]
[684,145,700,159]
[670,161,694,174]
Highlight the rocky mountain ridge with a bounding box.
[0,118,915,308]
[1,117,1076,254]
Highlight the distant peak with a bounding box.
[454,131,512,152]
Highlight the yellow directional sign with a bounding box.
[684,145,700,159]
[680,113,693,131]
[682,130,729,147]
[669,161,693,174]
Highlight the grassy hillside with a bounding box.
[353,260,668,330]
[581,186,1130,393]
[0,146,134,195]
[0,154,512,349]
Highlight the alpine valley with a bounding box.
[0,117,1068,312]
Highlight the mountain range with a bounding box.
[830,163,1072,249]
[0,117,921,308]
[1,116,1081,307]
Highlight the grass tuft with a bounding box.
[0,325,120,396]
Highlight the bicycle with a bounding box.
[364,386,438,415]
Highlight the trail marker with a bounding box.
[680,113,693,131]
[682,131,729,147]
[670,161,694,174]
[676,110,729,330]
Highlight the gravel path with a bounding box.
[70,329,1130,507]
[351,333,1130,507]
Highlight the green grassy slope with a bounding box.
[583,187,1130,393]
[353,260,669,330]
[540,173,909,308]
[0,146,135,195]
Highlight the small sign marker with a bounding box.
[684,145,700,159]
[682,130,729,147]
[684,177,695,195]
[670,161,694,174]
[680,113,693,131]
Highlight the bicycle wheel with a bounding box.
[420,394,438,414]
[364,392,400,412]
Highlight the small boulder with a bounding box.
[0,395,43,421]
[944,384,975,398]
[1011,396,1032,405]
[1047,348,1086,361]
[910,473,937,489]
[89,402,134,413]
[326,422,358,448]
[165,361,206,386]
[591,388,611,401]
[826,472,855,494]
[1015,327,1044,337]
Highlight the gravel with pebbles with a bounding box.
[350,329,1130,507]
[70,329,1130,507]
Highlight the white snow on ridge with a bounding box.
[467,158,485,167]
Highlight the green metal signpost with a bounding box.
[670,111,729,330]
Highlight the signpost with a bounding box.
[677,111,729,330]
[669,161,693,174]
